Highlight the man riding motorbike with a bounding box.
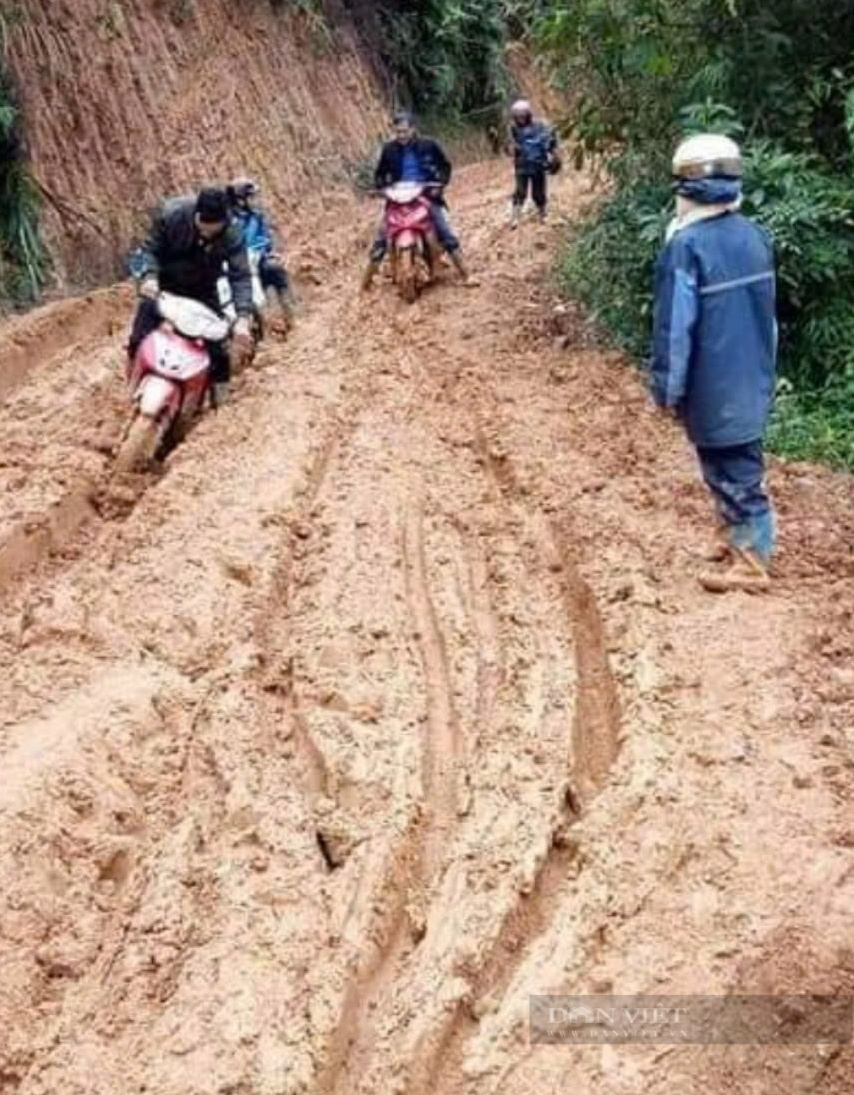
[128,187,253,406]
[227,176,296,326]
[508,99,560,227]
[361,111,476,289]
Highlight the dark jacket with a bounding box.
[374,137,452,194]
[510,120,557,173]
[137,196,253,317]
[651,211,777,448]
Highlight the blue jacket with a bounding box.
[510,120,557,173]
[233,208,274,256]
[651,211,777,448]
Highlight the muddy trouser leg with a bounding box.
[126,298,161,361]
[260,257,289,294]
[696,441,776,563]
[531,169,548,212]
[429,201,460,253]
[513,171,532,210]
[207,340,230,384]
[370,211,389,262]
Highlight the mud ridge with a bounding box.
[476,427,622,800]
[320,503,472,1095]
[408,823,580,1095]
[0,480,97,596]
[316,809,423,1095]
[552,516,622,800]
[403,502,468,862]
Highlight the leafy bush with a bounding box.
[373,0,511,121]
[0,66,48,306]
[534,0,854,469]
[767,372,854,469]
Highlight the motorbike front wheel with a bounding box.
[115,413,162,473]
[396,247,417,304]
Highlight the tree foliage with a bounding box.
[0,64,47,306]
[535,0,854,467]
[368,1,551,123]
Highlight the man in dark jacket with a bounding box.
[508,99,559,227]
[651,134,777,593]
[129,187,254,405]
[361,111,475,289]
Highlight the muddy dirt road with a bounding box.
[0,163,852,1095]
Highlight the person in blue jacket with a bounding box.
[651,133,778,593]
[508,99,560,227]
[227,177,296,325]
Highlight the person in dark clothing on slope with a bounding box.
[128,187,253,406]
[361,111,476,289]
[508,99,560,227]
[650,134,778,593]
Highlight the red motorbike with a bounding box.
[116,293,231,472]
[379,182,440,303]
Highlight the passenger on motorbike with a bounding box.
[508,99,560,228]
[362,111,476,289]
[129,187,253,406]
[227,177,296,325]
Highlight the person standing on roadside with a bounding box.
[651,133,778,593]
[508,99,560,227]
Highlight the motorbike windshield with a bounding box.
[157,293,231,342]
[385,182,426,204]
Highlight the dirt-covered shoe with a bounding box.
[211,382,230,409]
[702,528,732,563]
[699,548,771,593]
[450,251,480,287]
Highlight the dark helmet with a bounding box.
[392,110,415,129]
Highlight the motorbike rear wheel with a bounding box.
[115,413,161,473]
[396,247,418,304]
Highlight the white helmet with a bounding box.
[672,134,743,180]
[511,98,532,120]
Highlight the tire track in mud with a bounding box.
[253,429,343,803]
[477,428,622,799]
[396,427,624,1095]
[403,501,469,854]
[318,504,470,1095]
[313,249,618,1095]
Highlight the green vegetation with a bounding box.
[373,1,509,121]
[529,0,854,470]
[366,0,853,467]
[0,65,47,307]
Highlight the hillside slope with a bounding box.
[4,0,387,285]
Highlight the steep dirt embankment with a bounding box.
[4,0,387,285]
